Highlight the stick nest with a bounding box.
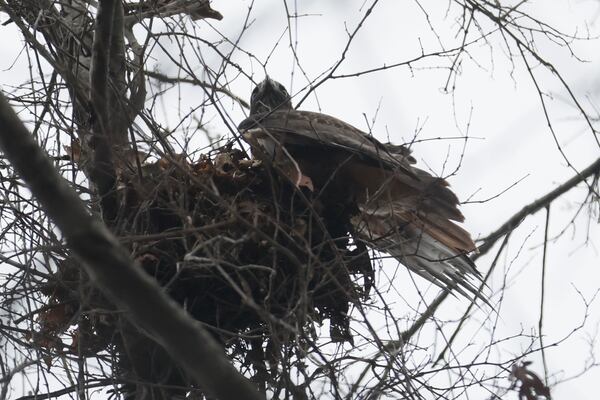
[35,147,374,393]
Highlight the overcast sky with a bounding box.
[203,1,600,398]
[1,1,599,398]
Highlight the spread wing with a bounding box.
[239,109,483,300]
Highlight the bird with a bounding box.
[238,77,483,301]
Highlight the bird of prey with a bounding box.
[238,77,482,300]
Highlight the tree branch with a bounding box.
[400,156,600,345]
[88,0,120,221]
[123,0,223,24]
[477,157,600,255]
[0,92,263,400]
[145,69,249,109]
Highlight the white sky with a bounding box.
[205,1,600,398]
[1,0,599,398]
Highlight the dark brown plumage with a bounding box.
[239,77,483,300]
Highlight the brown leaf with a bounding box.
[214,153,236,176]
[38,304,70,332]
[63,139,81,163]
[194,158,214,175]
[136,253,160,270]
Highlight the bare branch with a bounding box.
[0,92,263,400]
[398,156,600,347]
[145,69,249,109]
[478,157,600,255]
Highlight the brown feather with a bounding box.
[239,104,483,299]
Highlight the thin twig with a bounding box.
[400,156,600,346]
[0,91,264,400]
[539,205,551,384]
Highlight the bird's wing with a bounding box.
[239,110,416,172]
[352,203,484,301]
[345,160,482,299]
[239,109,483,299]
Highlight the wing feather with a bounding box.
[239,108,483,300]
[239,110,415,173]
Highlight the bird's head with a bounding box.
[250,77,292,115]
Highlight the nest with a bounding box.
[36,147,374,396]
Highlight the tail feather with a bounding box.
[412,171,465,222]
[352,205,486,302]
[417,212,476,254]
